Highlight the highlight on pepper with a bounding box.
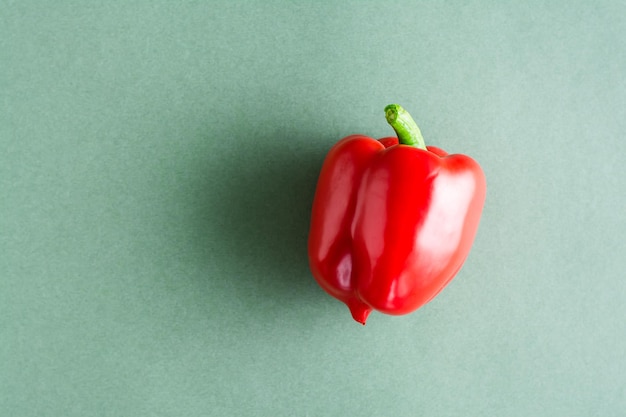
[308,104,486,325]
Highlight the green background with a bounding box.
[2,1,625,416]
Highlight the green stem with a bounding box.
[384,104,426,149]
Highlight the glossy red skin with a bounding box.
[308,135,486,324]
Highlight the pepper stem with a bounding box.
[384,104,427,149]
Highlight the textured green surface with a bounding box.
[2,2,625,416]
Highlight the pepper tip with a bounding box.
[348,300,372,325]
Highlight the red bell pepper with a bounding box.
[308,104,486,325]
